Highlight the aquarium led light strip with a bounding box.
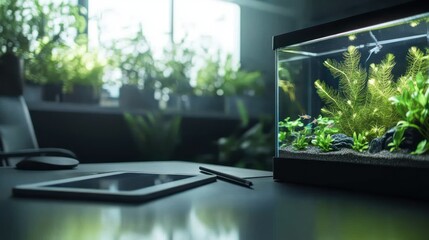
[279,33,428,63]
[282,13,429,50]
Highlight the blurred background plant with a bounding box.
[124,112,182,160]
[107,25,159,90]
[159,38,195,95]
[195,51,264,97]
[58,43,106,93]
[0,0,86,84]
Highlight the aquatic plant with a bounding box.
[387,127,405,152]
[310,115,338,152]
[352,132,369,152]
[314,46,401,140]
[396,47,429,89]
[292,133,309,150]
[390,72,429,154]
[278,116,311,150]
[278,117,304,146]
[312,115,339,136]
[312,132,333,152]
[279,115,338,151]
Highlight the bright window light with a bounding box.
[88,0,171,58]
[87,0,240,97]
[174,0,240,60]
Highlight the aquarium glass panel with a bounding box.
[275,9,429,164]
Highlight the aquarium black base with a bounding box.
[273,156,429,200]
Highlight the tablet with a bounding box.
[13,172,216,203]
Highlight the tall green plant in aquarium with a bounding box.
[396,47,429,89]
[315,46,399,140]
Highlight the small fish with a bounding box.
[311,118,318,125]
[299,114,311,120]
[365,31,382,63]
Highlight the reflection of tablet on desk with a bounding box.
[13,172,216,203]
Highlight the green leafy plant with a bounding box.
[195,51,264,96]
[390,71,429,154]
[216,119,274,170]
[310,115,338,152]
[278,117,304,147]
[222,54,264,96]
[387,127,405,152]
[314,46,401,140]
[59,45,106,93]
[352,132,369,152]
[108,25,159,89]
[311,132,333,152]
[312,115,339,136]
[279,115,338,151]
[159,38,195,95]
[124,112,181,160]
[292,133,309,150]
[0,0,86,85]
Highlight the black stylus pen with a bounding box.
[199,166,253,188]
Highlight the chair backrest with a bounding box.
[0,52,39,166]
[0,96,39,151]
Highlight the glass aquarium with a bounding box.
[273,1,429,198]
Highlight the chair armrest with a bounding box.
[0,148,77,159]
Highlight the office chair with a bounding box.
[0,52,77,167]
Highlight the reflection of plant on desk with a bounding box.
[124,112,181,160]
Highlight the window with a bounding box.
[87,0,240,97]
[88,0,171,59]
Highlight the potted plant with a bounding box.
[157,39,195,110]
[0,0,85,101]
[60,45,106,104]
[220,54,266,117]
[190,50,226,113]
[108,26,159,109]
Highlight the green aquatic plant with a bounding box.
[390,72,429,154]
[396,47,429,89]
[387,127,405,152]
[279,115,338,151]
[313,115,339,136]
[352,132,369,152]
[292,133,309,150]
[314,45,401,141]
[278,117,304,146]
[312,132,333,152]
[311,115,338,152]
[278,116,312,150]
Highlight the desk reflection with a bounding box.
[5,200,240,240]
[3,178,429,240]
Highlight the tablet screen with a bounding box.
[45,173,194,192]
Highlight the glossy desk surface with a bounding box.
[1,161,429,240]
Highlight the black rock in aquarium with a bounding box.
[369,137,383,153]
[383,127,424,152]
[331,133,354,150]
